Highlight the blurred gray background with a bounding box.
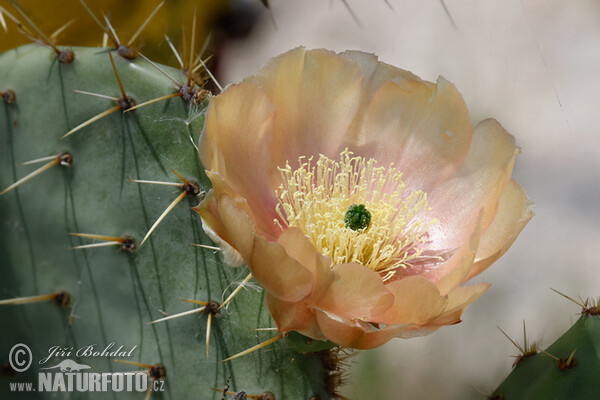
[217,1,600,398]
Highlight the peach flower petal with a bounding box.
[428,212,482,295]
[464,180,534,282]
[194,176,252,267]
[312,263,394,321]
[216,193,257,262]
[376,276,448,325]
[314,309,408,350]
[251,235,314,303]
[340,51,421,146]
[275,227,334,298]
[429,282,490,326]
[252,47,365,169]
[266,293,325,340]
[392,212,481,295]
[394,326,441,339]
[340,51,421,100]
[357,76,472,191]
[427,118,519,251]
[200,82,280,238]
[195,191,244,266]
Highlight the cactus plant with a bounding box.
[492,300,600,400]
[0,44,334,399]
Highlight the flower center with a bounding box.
[344,204,371,231]
[275,149,436,281]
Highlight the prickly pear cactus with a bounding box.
[0,44,331,399]
[492,306,600,400]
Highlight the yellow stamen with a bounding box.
[275,149,436,280]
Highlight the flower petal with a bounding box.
[340,51,422,147]
[429,282,490,326]
[340,51,421,100]
[194,187,248,266]
[200,81,280,238]
[252,47,365,169]
[196,192,244,266]
[392,211,482,295]
[266,293,325,340]
[250,235,314,303]
[427,118,519,251]
[428,212,482,294]
[216,192,257,262]
[276,227,333,297]
[375,276,448,325]
[311,263,393,321]
[314,309,407,349]
[465,180,534,281]
[357,75,473,191]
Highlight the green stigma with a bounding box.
[344,204,371,231]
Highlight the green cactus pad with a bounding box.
[492,313,600,400]
[0,44,330,399]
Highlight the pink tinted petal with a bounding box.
[465,180,534,282]
[250,235,314,303]
[252,47,364,169]
[392,212,481,295]
[314,309,407,349]
[200,81,280,238]
[429,283,490,326]
[427,118,519,251]
[428,212,482,295]
[276,227,334,297]
[376,276,448,325]
[266,293,325,340]
[356,76,472,191]
[312,263,393,321]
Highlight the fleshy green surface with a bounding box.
[492,314,600,400]
[0,44,328,399]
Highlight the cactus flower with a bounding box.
[196,48,533,349]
